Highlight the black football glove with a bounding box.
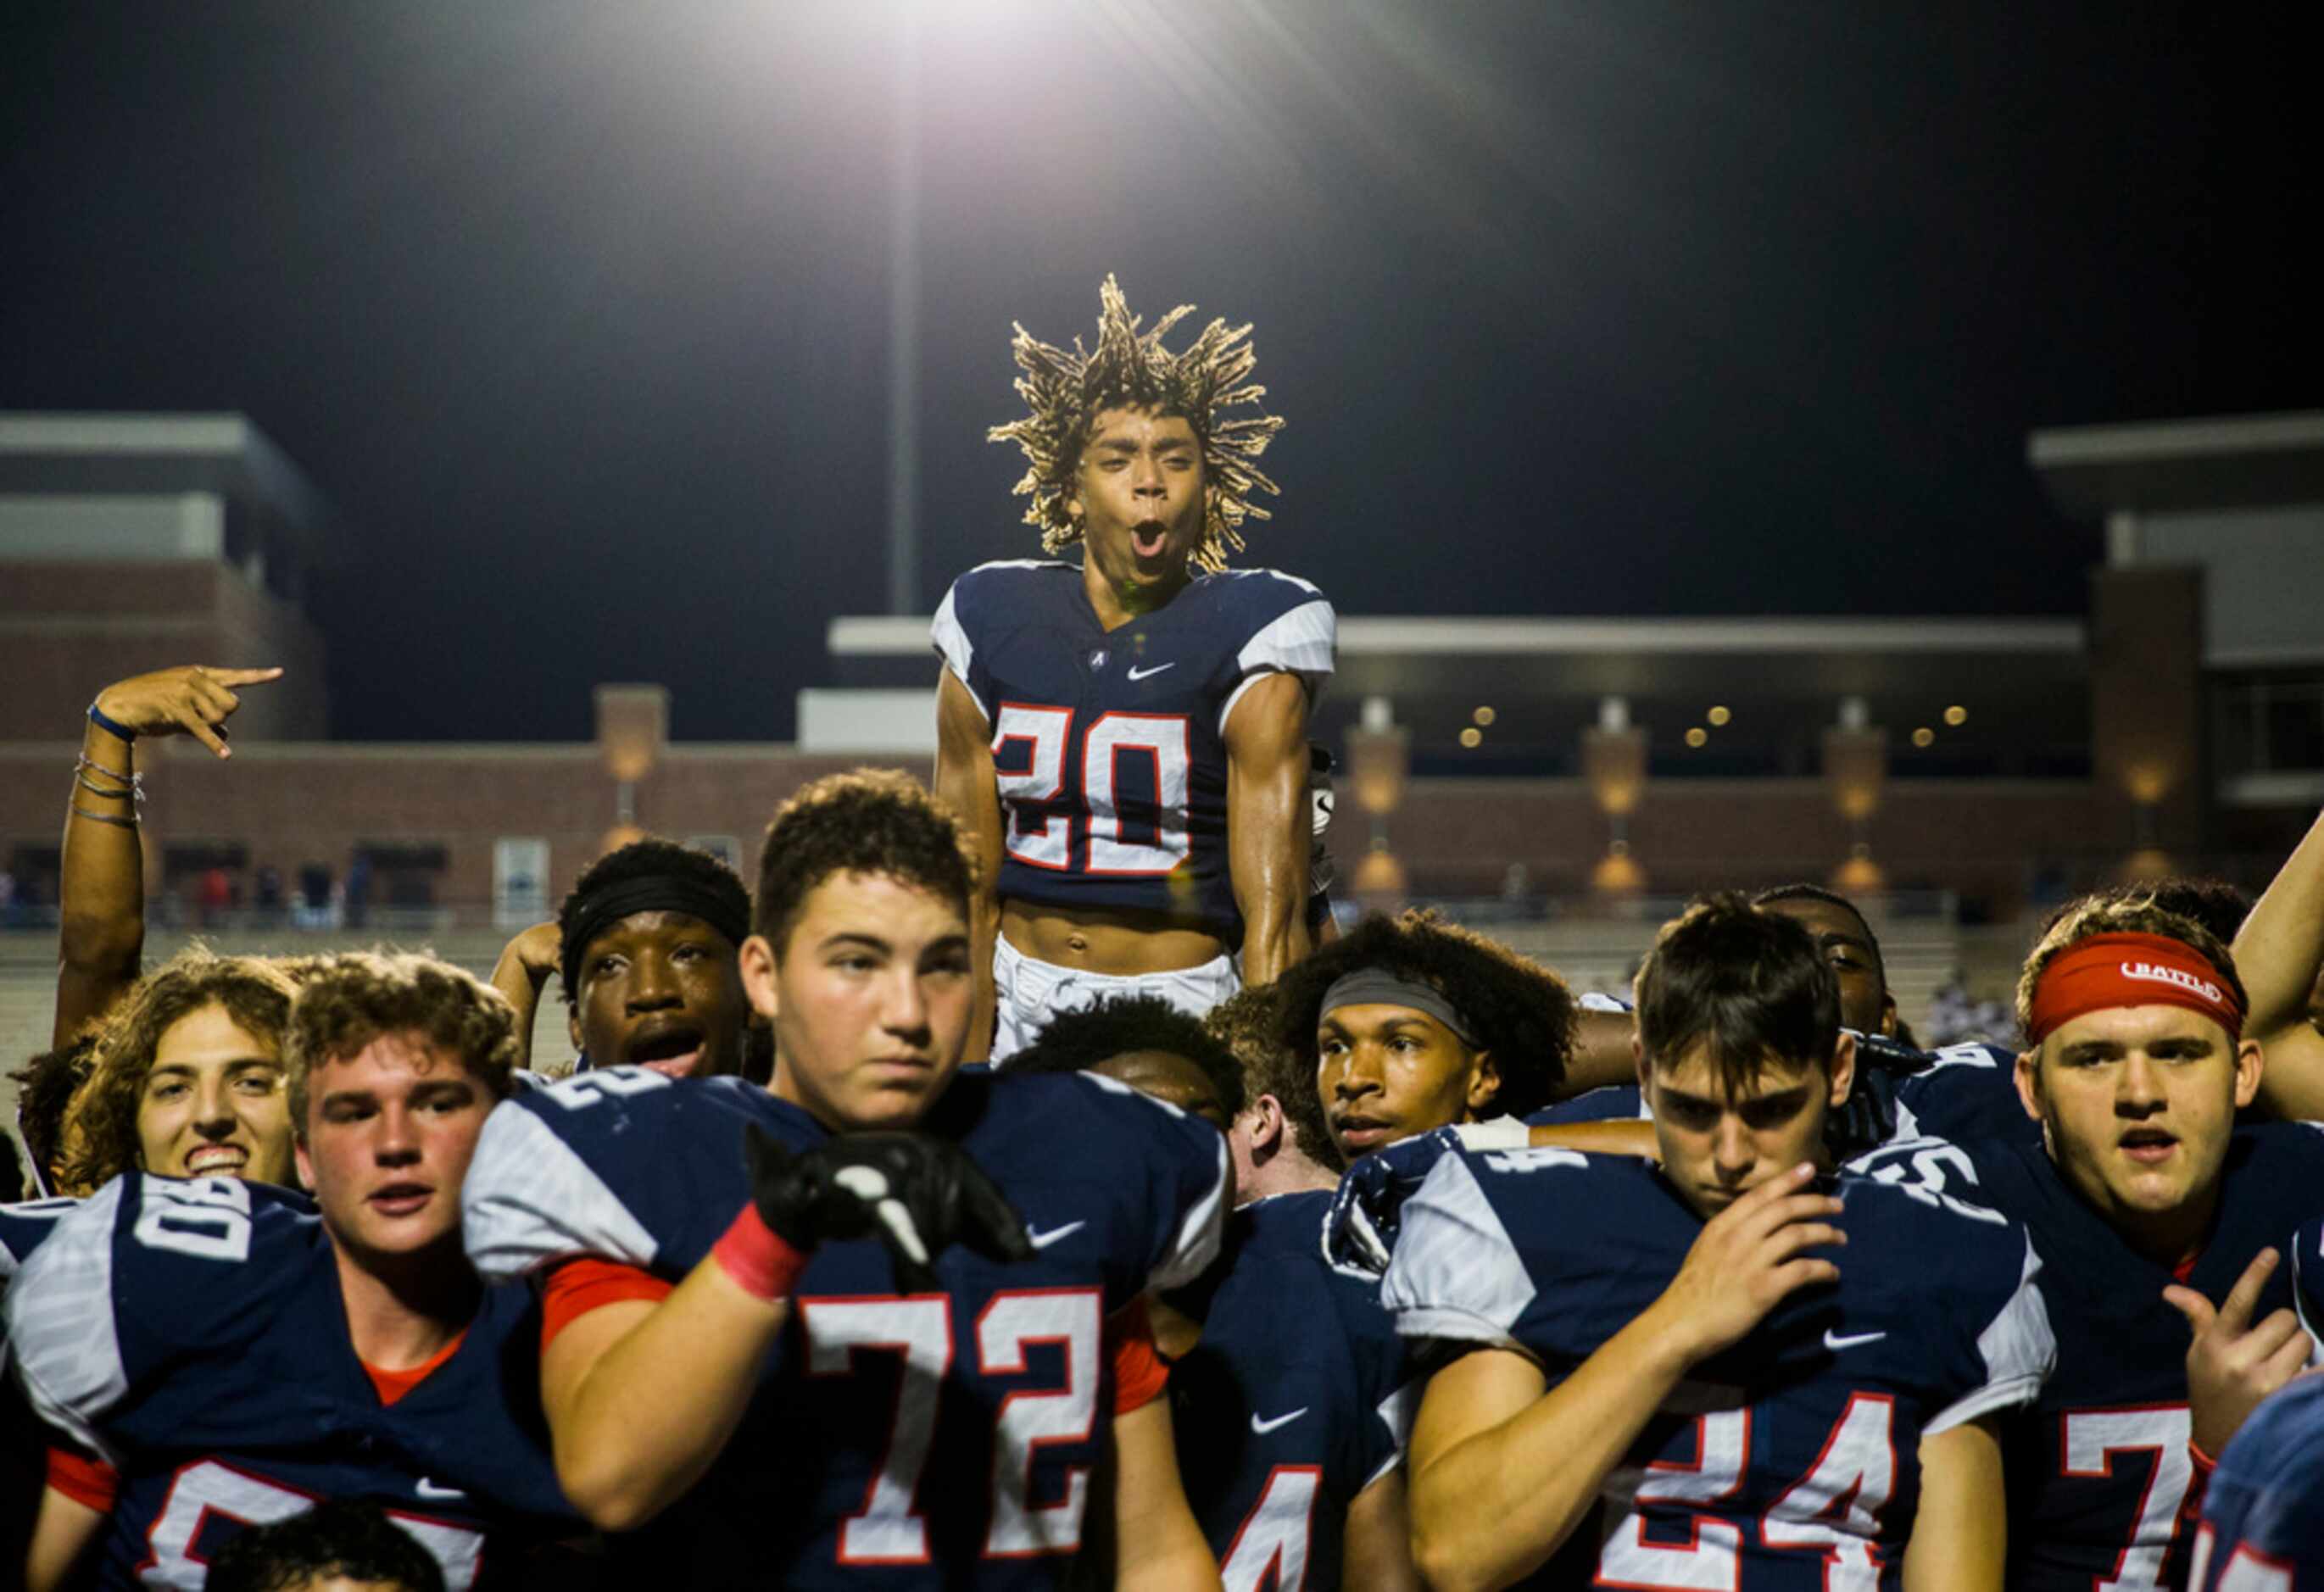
[743,1127,1035,1294]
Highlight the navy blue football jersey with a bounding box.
[933,559,1334,938]
[1384,1148,2054,1589]
[4,1173,571,1589]
[1850,1124,2324,1592]
[1164,1189,1413,1590]
[2188,1372,2324,1591]
[461,1064,1229,1588]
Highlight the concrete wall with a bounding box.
[2141,504,2324,667]
[0,560,328,741]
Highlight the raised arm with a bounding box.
[54,665,282,1049]
[1223,672,1312,988]
[2233,805,2324,1118]
[934,668,1005,1065]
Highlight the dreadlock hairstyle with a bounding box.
[987,274,1285,573]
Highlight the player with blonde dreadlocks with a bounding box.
[934,275,1335,1061]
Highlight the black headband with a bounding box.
[561,876,750,992]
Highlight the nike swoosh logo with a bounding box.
[1126,662,1176,681]
[1250,1407,1309,1434]
[1823,1329,1887,1351]
[1026,1221,1086,1250]
[415,1478,466,1500]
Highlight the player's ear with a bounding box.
[2232,1036,2264,1110]
[1878,989,1899,1039]
[1465,1049,1502,1116]
[738,933,782,1022]
[1631,1030,1650,1093]
[2014,1047,2044,1122]
[1826,1032,1857,1110]
[566,1003,582,1052]
[293,1135,314,1192]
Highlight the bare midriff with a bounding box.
[1000,899,1227,977]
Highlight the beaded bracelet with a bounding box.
[70,805,138,828]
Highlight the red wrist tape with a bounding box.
[711,1203,809,1303]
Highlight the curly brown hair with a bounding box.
[2015,894,2245,1046]
[1271,910,1576,1120]
[754,769,978,954]
[987,275,1285,573]
[286,952,520,1132]
[62,948,298,1193]
[1206,984,1340,1172]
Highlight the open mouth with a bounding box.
[369,1182,433,1217]
[625,1022,707,1079]
[2118,1127,2179,1165]
[184,1144,248,1176]
[1131,520,1171,561]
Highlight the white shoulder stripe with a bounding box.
[929,584,986,720]
[1381,1157,1537,1350]
[1927,1229,2056,1434]
[1222,598,1336,735]
[5,1179,129,1461]
[461,1104,663,1282]
[1150,1129,1230,1294]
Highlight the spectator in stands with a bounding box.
[490,838,755,1080]
[58,948,298,1194]
[203,1500,446,1592]
[52,664,282,1055]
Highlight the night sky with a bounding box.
[2,2,2310,743]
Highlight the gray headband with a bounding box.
[1320,970,1480,1049]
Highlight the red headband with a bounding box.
[2026,932,2244,1047]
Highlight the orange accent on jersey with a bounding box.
[1107,1296,1170,1416]
[362,1328,471,1407]
[47,1444,120,1511]
[542,1256,675,1348]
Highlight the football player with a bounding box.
[57,948,302,1194]
[460,770,1230,1588]
[1388,895,2055,1590]
[490,838,755,1080]
[8,952,572,1590]
[1007,994,1246,1133]
[1267,910,1577,1165]
[1853,895,2324,1592]
[1006,988,1422,1588]
[935,276,1331,1059]
[1533,883,2036,1154]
